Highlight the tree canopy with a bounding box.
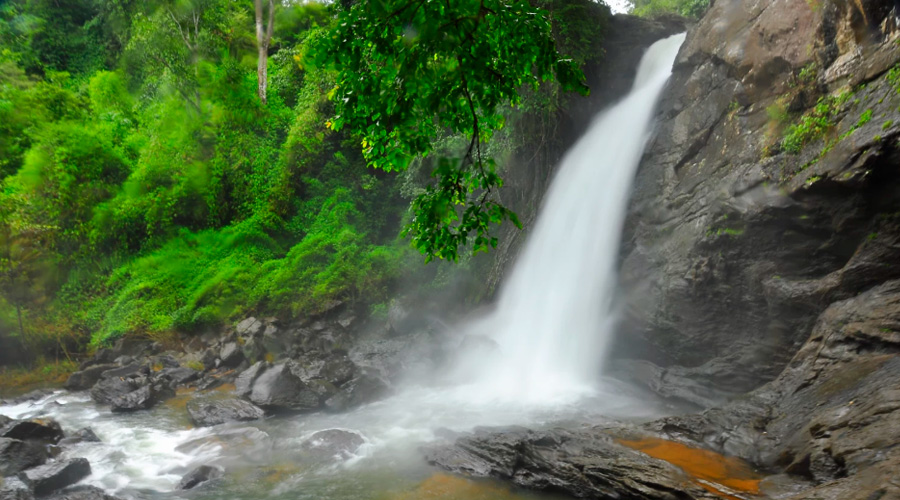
[0,0,607,362]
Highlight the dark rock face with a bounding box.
[89,378,136,406]
[17,458,91,497]
[247,363,319,412]
[186,399,265,427]
[63,365,117,392]
[425,426,716,499]
[617,0,900,405]
[0,438,48,476]
[300,429,365,461]
[1,419,64,444]
[234,361,268,398]
[323,373,390,413]
[218,342,244,369]
[177,465,222,490]
[643,280,900,497]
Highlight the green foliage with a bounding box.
[781,92,852,154]
[310,0,588,261]
[629,0,710,18]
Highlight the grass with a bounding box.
[0,359,78,397]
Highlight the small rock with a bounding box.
[1,418,65,444]
[177,465,223,490]
[218,343,244,369]
[98,363,148,381]
[156,367,199,388]
[0,438,48,476]
[17,458,91,497]
[58,428,100,446]
[236,317,263,337]
[186,399,265,427]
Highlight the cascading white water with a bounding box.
[0,34,686,500]
[465,33,686,404]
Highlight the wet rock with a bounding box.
[218,343,244,369]
[300,429,365,461]
[236,317,263,337]
[248,363,319,412]
[186,399,265,427]
[177,465,222,490]
[176,428,271,463]
[324,373,390,413]
[58,429,100,446]
[45,485,122,500]
[0,438,48,476]
[63,365,118,392]
[89,378,139,406]
[0,476,33,500]
[156,367,199,388]
[4,391,52,407]
[18,458,91,497]
[425,426,716,499]
[199,349,218,371]
[109,384,174,413]
[0,417,10,429]
[1,419,64,444]
[98,363,147,381]
[234,362,268,398]
[77,350,114,371]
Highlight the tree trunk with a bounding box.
[16,304,24,339]
[257,41,268,104]
[255,0,275,104]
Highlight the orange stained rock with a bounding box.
[391,474,532,500]
[618,437,762,499]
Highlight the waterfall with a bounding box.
[465,33,686,405]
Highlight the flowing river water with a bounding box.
[1,33,686,500]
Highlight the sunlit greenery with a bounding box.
[0,0,605,361]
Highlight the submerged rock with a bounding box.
[299,429,365,461]
[45,485,122,500]
[177,465,223,490]
[425,426,716,499]
[17,458,91,497]
[0,438,48,476]
[186,399,265,427]
[58,429,100,447]
[0,476,33,500]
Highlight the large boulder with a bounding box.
[0,438,48,476]
[324,373,390,413]
[247,363,319,412]
[1,419,64,444]
[218,342,244,369]
[186,399,265,427]
[17,458,91,497]
[63,365,117,392]
[89,378,137,406]
[176,465,222,490]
